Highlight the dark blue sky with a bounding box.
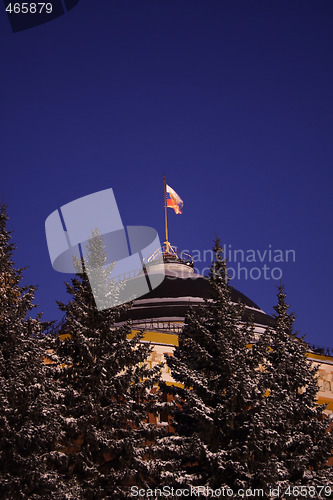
[1,1,332,348]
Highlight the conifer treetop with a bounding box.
[53,228,163,497]
[159,238,263,490]
[0,202,64,498]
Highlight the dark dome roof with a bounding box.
[142,275,260,308]
[121,266,274,328]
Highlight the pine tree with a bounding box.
[158,239,267,492]
[157,243,333,494]
[261,285,333,489]
[0,202,63,499]
[53,229,162,499]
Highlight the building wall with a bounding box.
[135,328,333,413]
[308,353,333,414]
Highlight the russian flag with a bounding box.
[166,185,183,214]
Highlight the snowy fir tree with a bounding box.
[157,242,333,496]
[53,229,162,499]
[260,285,333,489]
[157,239,269,492]
[0,202,64,499]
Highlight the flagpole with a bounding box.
[163,175,170,253]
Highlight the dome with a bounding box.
[121,250,274,333]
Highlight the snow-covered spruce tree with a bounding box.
[0,202,63,499]
[262,285,333,488]
[54,229,162,499]
[158,239,269,492]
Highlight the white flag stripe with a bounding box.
[166,184,183,205]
